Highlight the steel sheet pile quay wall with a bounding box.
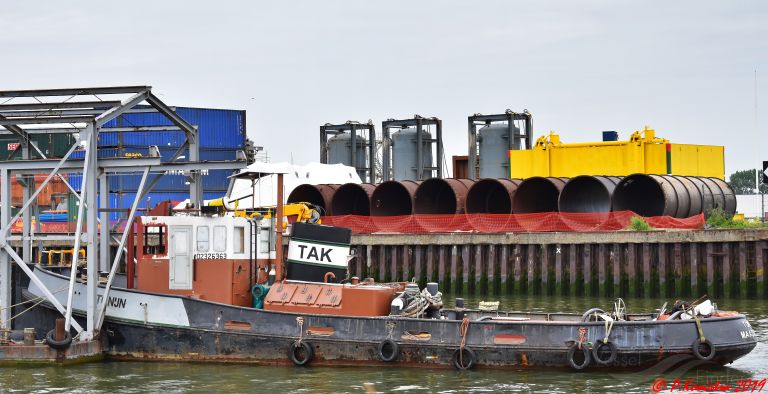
[287,184,339,216]
[612,174,736,218]
[330,183,375,216]
[338,229,768,299]
[371,180,420,216]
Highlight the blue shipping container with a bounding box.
[107,191,224,221]
[68,148,240,192]
[99,106,246,149]
[70,172,233,193]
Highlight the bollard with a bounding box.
[55,318,66,342]
[23,328,35,346]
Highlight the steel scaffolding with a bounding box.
[0,86,247,340]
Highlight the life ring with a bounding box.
[567,343,591,370]
[452,347,476,370]
[580,308,606,322]
[378,339,399,362]
[45,329,72,350]
[692,338,716,361]
[288,340,314,366]
[591,339,618,365]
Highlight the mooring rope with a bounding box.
[599,313,615,343]
[458,316,470,367]
[295,316,305,346]
[8,297,48,323]
[399,288,443,318]
[0,285,69,329]
[386,321,396,340]
[0,285,68,312]
[577,327,587,349]
[686,305,706,342]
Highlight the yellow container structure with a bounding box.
[509,126,725,180]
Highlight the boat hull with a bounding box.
[21,267,757,369]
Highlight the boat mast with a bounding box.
[275,173,284,281]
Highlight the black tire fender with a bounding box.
[591,339,618,365]
[452,347,476,370]
[692,338,716,361]
[288,340,314,366]
[567,343,591,370]
[45,329,72,350]
[378,339,399,362]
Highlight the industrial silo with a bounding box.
[478,124,521,178]
[391,127,433,181]
[467,111,533,179]
[326,133,367,180]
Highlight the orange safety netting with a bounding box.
[321,211,705,234]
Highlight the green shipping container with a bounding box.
[67,193,86,221]
[0,133,76,160]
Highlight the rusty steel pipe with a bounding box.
[512,177,568,213]
[703,177,737,216]
[465,178,523,214]
[331,183,376,216]
[686,176,715,217]
[612,174,681,217]
[287,184,339,216]
[414,178,475,214]
[371,180,420,216]
[700,177,726,217]
[558,176,621,213]
[611,174,727,218]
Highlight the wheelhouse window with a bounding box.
[234,226,245,254]
[213,225,227,252]
[197,226,210,252]
[143,224,166,255]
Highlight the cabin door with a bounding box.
[169,226,193,290]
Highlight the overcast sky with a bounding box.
[3,1,766,177]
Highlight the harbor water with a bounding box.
[3,295,766,393]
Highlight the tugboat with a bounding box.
[21,172,757,370]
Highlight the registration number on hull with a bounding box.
[194,253,227,260]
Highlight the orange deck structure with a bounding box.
[264,281,400,316]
